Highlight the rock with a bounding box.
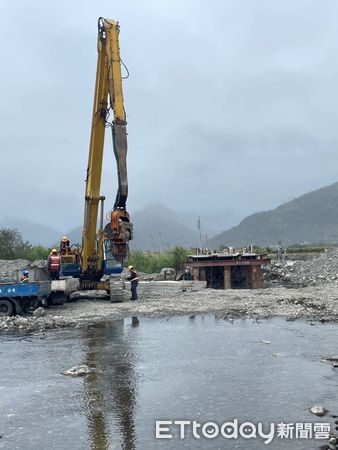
[63,364,92,376]
[153,273,165,281]
[33,307,46,317]
[29,259,47,269]
[159,268,176,281]
[310,405,329,416]
[286,261,295,267]
[70,290,109,300]
[14,317,28,326]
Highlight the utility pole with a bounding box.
[158,231,163,253]
[197,216,203,254]
[150,234,154,253]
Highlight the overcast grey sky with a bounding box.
[1,0,338,231]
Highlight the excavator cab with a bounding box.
[59,239,81,278]
[102,239,124,275]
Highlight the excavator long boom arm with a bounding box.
[82,18,133,276]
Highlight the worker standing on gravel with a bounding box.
[47,249,61,280]
[183,268,193,280]
[127,265,139,301]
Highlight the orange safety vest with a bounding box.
[50,255,61,271]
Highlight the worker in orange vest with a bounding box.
[47,249,61,280]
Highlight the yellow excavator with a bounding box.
[61,18,133,287]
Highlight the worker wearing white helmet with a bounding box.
[60,236,70,255]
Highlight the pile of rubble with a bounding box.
[0,259,30,282]
[263,248,338,287]
[0,313,76,332]
[139,267,177,281]
[0,259,48,283]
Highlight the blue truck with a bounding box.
[0,281,51,316]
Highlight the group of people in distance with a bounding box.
[21,236,140,301]
[21,236,194,302]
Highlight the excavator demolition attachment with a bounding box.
[107,101,133,262]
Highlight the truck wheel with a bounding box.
[0,300,14,316]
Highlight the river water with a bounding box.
[1,316,338,449]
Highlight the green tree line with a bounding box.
[126,246,192,273]
[0,228,50,261]
[0,227,192,272]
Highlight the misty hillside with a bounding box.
[178,208,244,238]
[209,182,338,248]
[65,203,200,251]
[130,203,199,251]
[0,216,61,247]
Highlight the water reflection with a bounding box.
[82,319,138,450]
[131,316,139,328]
[2,316,338,450]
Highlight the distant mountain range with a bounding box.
[4,182,338,250]
[130,203,199,251]
[209,181,338,248]
[64,203,201,251]
[0,216,62,247]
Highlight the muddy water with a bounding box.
[1,316,338,449]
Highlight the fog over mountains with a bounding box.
[64,203,230,251]
[209,181,338,248]
[0,204,232,250]
[3,182,338,250]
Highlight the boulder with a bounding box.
[33,307,46,317]
[309,405,328,416]
[14,317,28,326]
[63,364,92,376]
[70,290,109,300]
[159,268,176,281]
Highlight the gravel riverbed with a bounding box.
[1,283,338,332]
[3,250,338,332]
